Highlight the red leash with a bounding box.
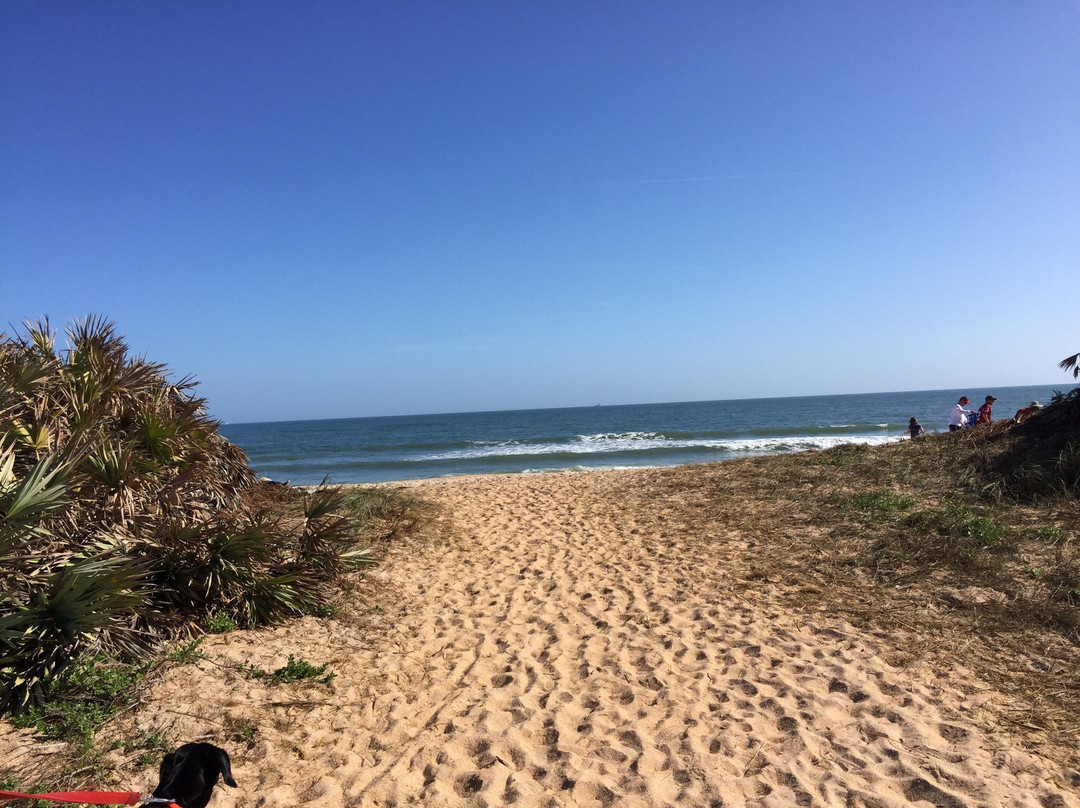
[0,790,176,807]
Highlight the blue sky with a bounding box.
[3,2,1078,423]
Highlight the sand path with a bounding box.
[9,469,1077,807]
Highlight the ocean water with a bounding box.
[220,384,1059,486]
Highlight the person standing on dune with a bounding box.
[976,395,996,425]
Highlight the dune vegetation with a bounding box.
[0,317,422,737]
[635,389,1080,764]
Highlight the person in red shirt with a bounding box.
[1014,401,1041,423]
[976,395,996,424]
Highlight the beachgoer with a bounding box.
[903,417,926,439]
[1013,400,1041,423]
[949,396,973,431]
[976,395,996,425]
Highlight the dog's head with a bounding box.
[152,742,237,808]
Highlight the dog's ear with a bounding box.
[158,751,177,782]
[212,746,237,788]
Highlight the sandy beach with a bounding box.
[5,466,1079,807]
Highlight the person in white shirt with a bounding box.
[949,396,973,432]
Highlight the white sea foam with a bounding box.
[423,432,902,462]
[522,465,643,475]
[722,435,900,455]
[578,431,663,442]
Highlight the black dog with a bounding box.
[152,742,237,808]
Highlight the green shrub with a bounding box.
[272,655,335,684]
[1038,526,1066,542]
[167,637,206,664]
[206,612,237,634]
[239,654,335,685]
[8,656,145,754]
[906,504,1005,559]
[1,318,383,714]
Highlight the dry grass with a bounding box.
[620,413,1080,768]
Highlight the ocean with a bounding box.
[220,384,1059,486]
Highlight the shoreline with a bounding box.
[281,435,907,488]
[226,385,1059,486]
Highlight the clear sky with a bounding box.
[3,2,1078,423]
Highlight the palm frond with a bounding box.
[24,317,56,359]
[235,566,327,626]
[303,488,345,521]
[0,452,69,541]
[0,554,145,712]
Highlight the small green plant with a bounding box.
[0,772,22,790]
[272,655,335,684]
[0,775,59,808]
[112,729,172,766]
[943,505,1005,548]
[224,714,259,747]
[167,637,206,664]
[237,662,267,680]
[1037,526,1066,542]
[842,490,914,513]
[112,729,171,753]
[816,446,857,467]
[11,700,109,756]
[303,602,338,618]
[906,503,1006,559]
[66,657,143,701]
[206,612,237,634]
[238,654,334,685]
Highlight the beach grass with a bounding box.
[631,416,1080,765]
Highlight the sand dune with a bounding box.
[6,468,1078,806]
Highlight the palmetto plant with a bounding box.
[0,554,146,712]
[1,317,368,713]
